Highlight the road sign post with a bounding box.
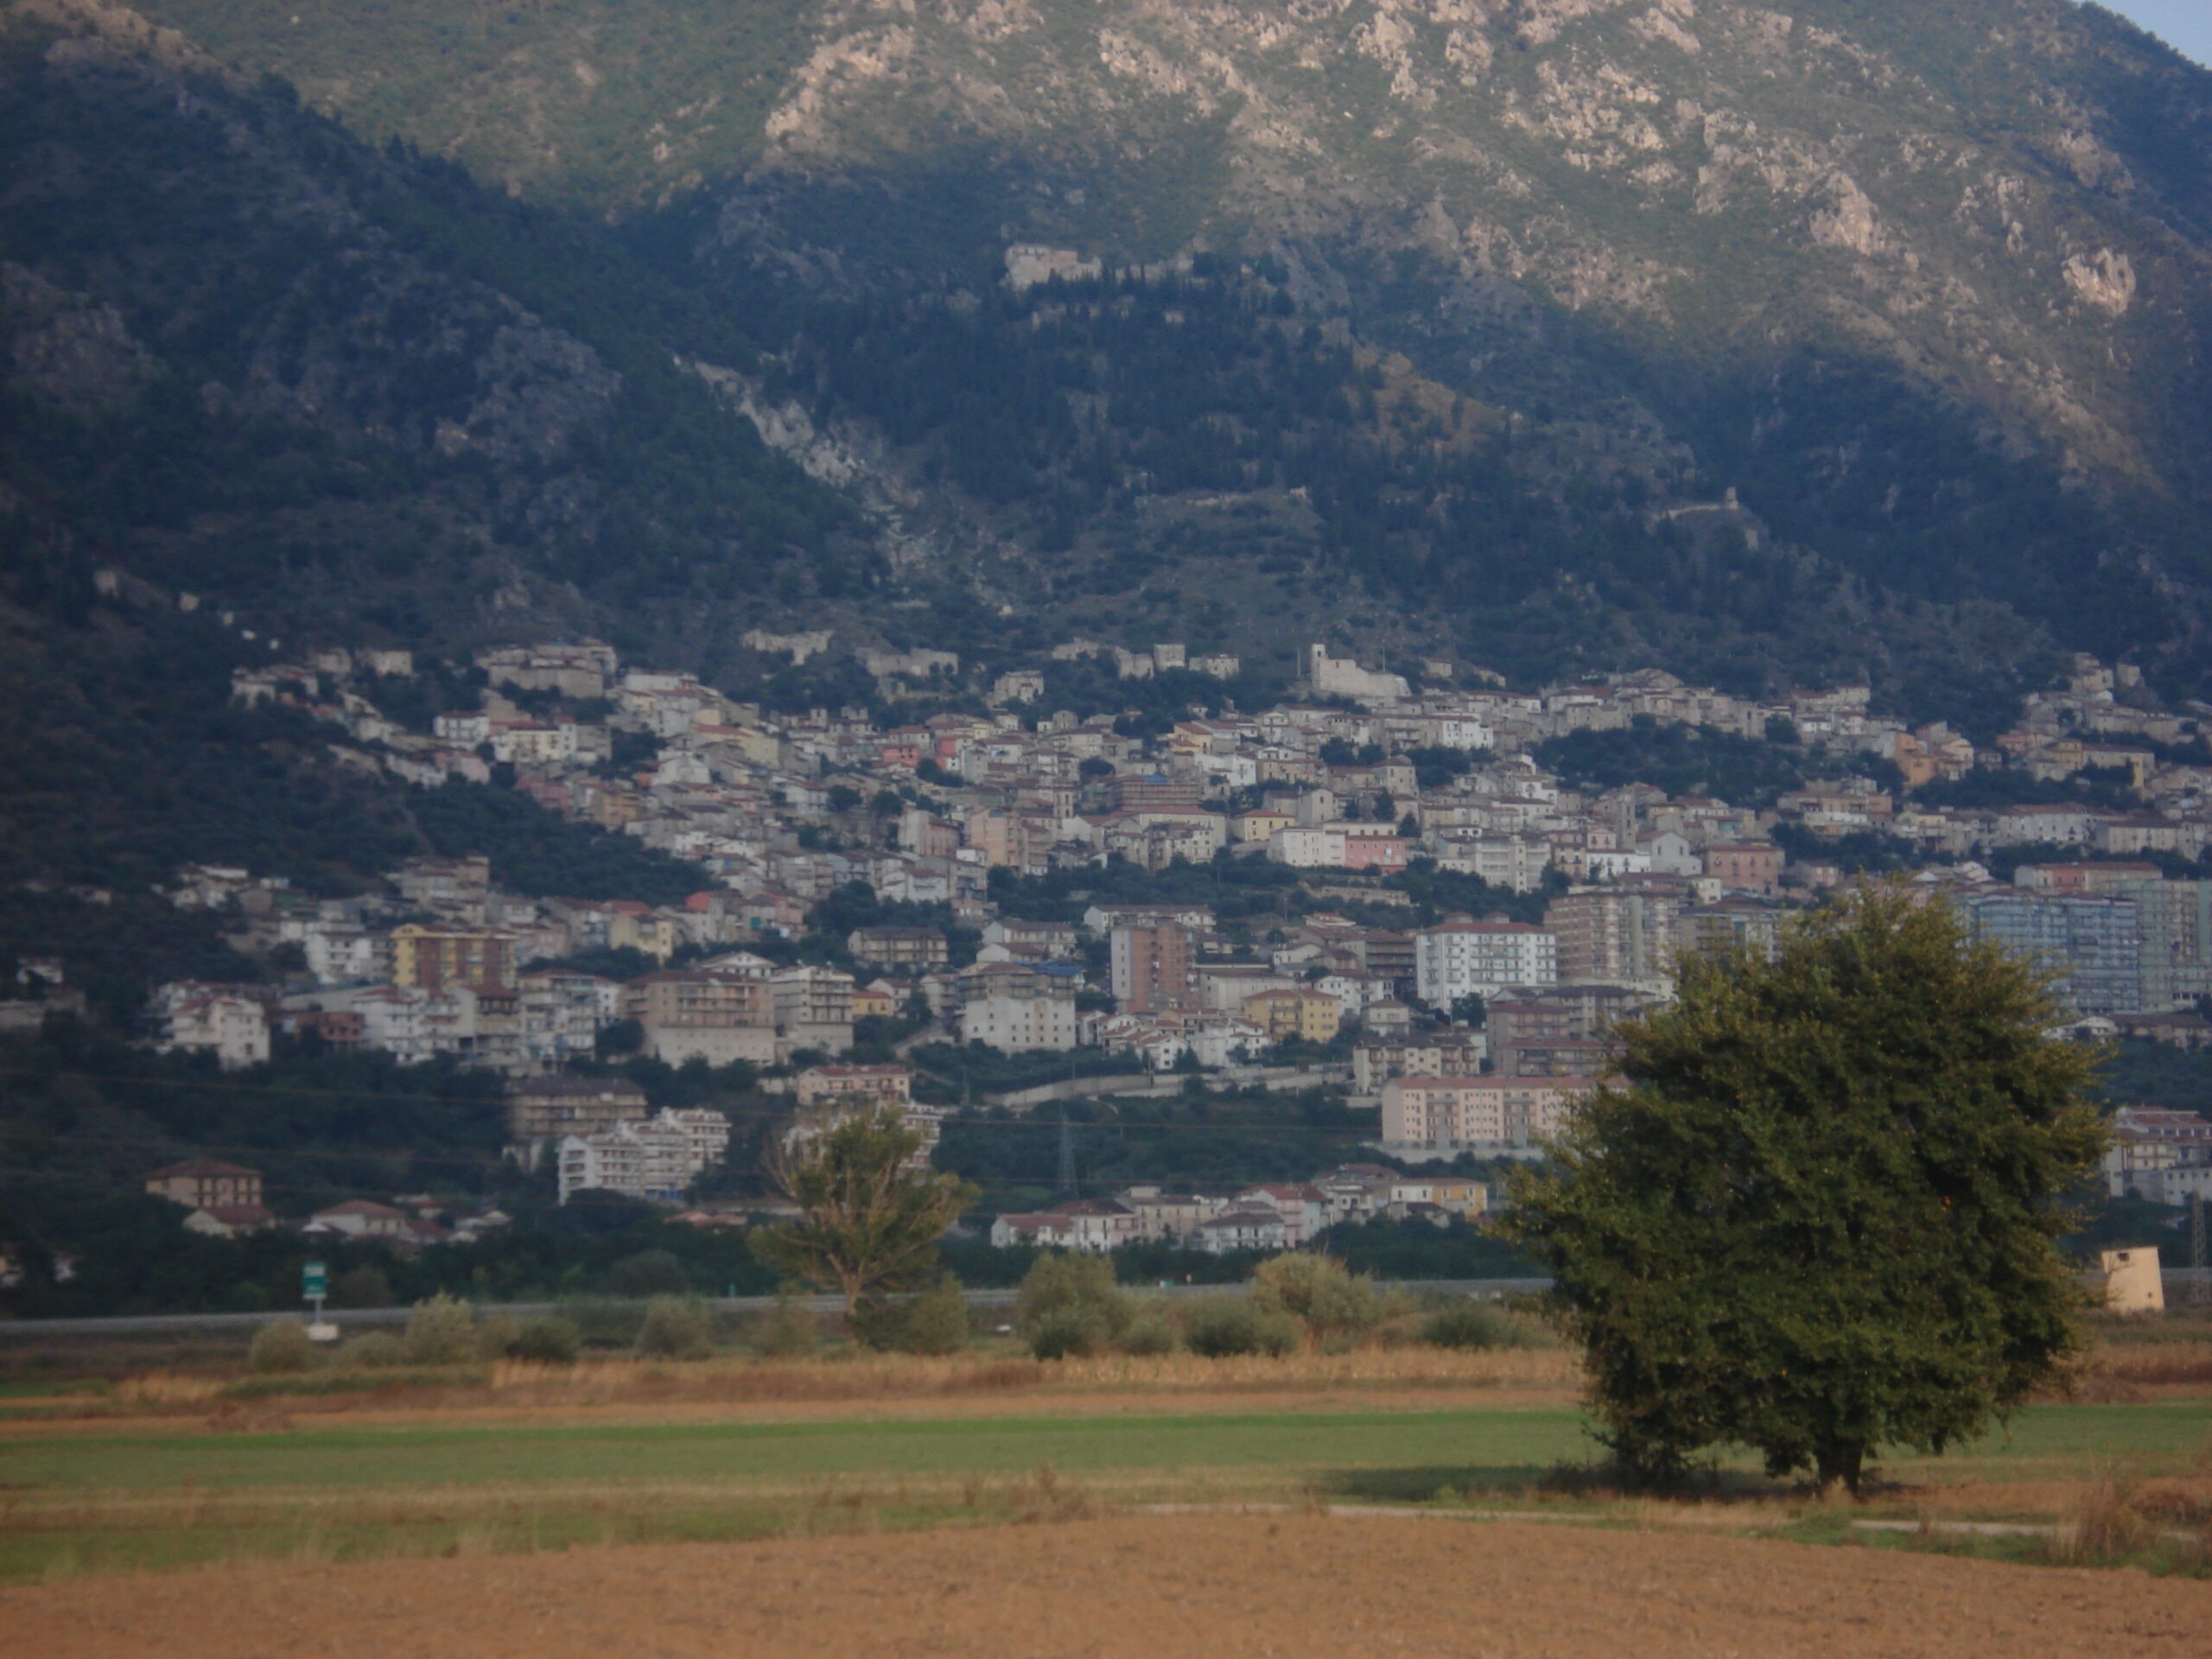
[302,1260,338,1343]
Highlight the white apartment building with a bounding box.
[345,985,479,1065]
[557,1108,730,1203]
[1380,1075,1593,1152]
[1267,823,1408,871]
[1432,834,1552,894]
[307,926,387,986]
[1414,917,1558,1006]
[164,995,270,1071]
[961,988,1077,1052]
[1195,1206,1292,1255]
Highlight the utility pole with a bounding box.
[1058,1106,1076,1196]
[2192,1192,2208,1271]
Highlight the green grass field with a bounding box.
[10,1404,2209,1497]
[3,1401,2209,1582]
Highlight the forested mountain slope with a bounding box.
[7,0,2212,717]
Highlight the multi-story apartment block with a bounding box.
[1268,823,1409,873]
[794,1063,913,1107]
[957,963,1078,1052]
[145,1158,264,1211]
[1700,841,1783,896]
[1380,1075,1596,1152]
[557,1108,729,1203]
[1111,922,1198,1013]
[162,994,270,1071]
[770,965,856,1057]
[622,969,776,1065]
[1671,900,1788,965]
[391,925,516,992]
[1413,916,1557,1007]
[1544,880,1691,986]
[1956,890,2143,1015]
[1351,1029,1488,1092]
[505,1076,651,1143]
[1431,833,1552,893]
[1241,988,1343,1044]
[2112,880,2212,1011]
[789,1065,938,1166]
[847,926,951,969]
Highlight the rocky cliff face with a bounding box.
[16,0,2212,703]
[725,1,2210,489]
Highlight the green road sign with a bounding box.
[302,1261,328,1300]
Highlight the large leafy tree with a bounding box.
[1505,884,2106,1494]
[749,1103,977,1328]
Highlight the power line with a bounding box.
[0,1064,512,1108]
[1,1128,506,1164]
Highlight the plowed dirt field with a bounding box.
[6,1512,2205,1658]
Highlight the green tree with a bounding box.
[1014,1253,1132,1358]
[1249,1253,1381,1346]
[1505,885,2105,1495]
[605,1249,689,1299]
[749,1103,978,1327]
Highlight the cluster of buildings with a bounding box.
[990,1163,1488,1255]
[509,1064,938,1205]
[93,631,2212,1209]
[149,853,874,1073]
[141,1158,506,1247]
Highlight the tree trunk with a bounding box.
[1815,1442,1866,1497]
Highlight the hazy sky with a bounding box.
[2096,2,2212,67]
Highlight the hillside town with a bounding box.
[95,633,2212,1218]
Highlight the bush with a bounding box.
[1418,1299,1533,1351]
[403,1293,479,1366]
[1014,1255,1131,1360]
[474,1310,522,1361]
[1184,1298,1298,1359]
[507,1316,582,1365]
[897,1276,971,1356]
[563,1295,646,1348]
[342,1330,408,1369]
[845,1299,909,1351]
[1250,1255,1381,1344]
[634,1295,715,1360]
[1119,1314,1179,1357]
[329,1266,395,1309]
[606,1249,689,1299]
[747,1287,819,1358]
[1025,1305,1109,1360]
[247,1318,316,1375]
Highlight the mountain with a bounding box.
[9,0,2212,721]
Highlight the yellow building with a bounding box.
[607,910,681,963]
[1231,807,1297,845]
[1242,988,1342,1044]
[391,925,515,991]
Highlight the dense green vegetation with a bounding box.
[0,28,849,662]
[1510,887,2106,1491]
[0,1027,512,1217]
[0,1186,785,1319]
[2094,1038,2212,1112]
[727,262,1975,697]
[939,1087,1417,1214]
[0,601,703,931]
[983,855,1306,932]
[1532,721,1814,809]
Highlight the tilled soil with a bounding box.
[5,1513,2205,1657]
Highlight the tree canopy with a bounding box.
[1506,884,2106,1494]
[749,1103,978,1323]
